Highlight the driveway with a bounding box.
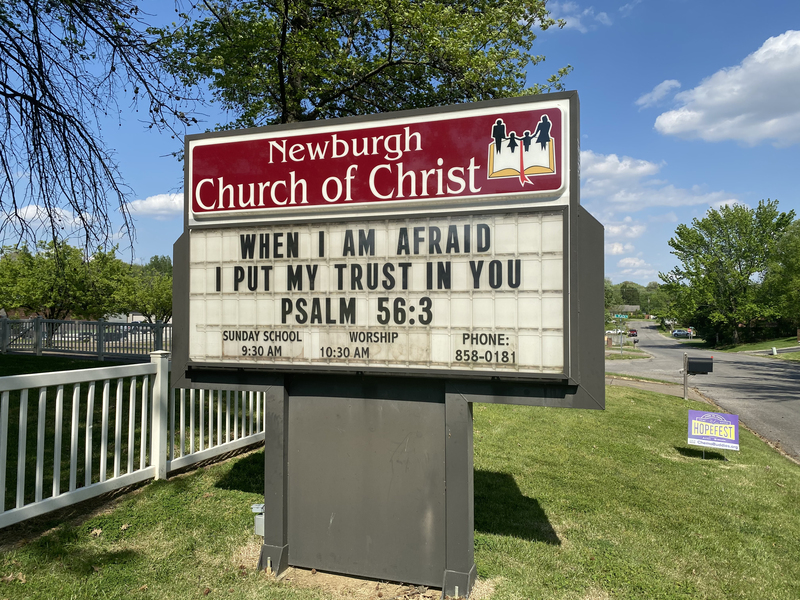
[606,321,800,462]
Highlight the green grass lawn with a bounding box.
[771,351,800,363]
[604,343,649,360]
[604,372,674,384]
[0,354,124,377]
[605,345,648,360]
[664,335,800,353]
[605,352,650,360]
[2,386,798,599]
[722,336,799,353]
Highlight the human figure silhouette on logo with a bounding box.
[507,132,519,154]
[522,130,533,152]
[492,119,506,153]
[534,115,551,150]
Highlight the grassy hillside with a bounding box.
[1,386,798,599]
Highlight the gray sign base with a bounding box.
[257,375,475,599]
[443,566,477,600]
[257,543,288,575]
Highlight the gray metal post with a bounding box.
[34,317,42,356]
[443,389,476,599]
[150,351,171,480]
[683,352,688,400]
[0,318,7,354]
[155,320,164,351]
[97,318,105,361]
[258,382,289,577]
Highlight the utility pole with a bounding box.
[683,352,688,400]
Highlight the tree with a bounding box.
[659,200,795,344]
[0,241,128,325]
[619,281,641,306]
[156,0,570,129]
[0,0,196,249]
[640,282,671,317]
[116,255,173,323]
[763,219,800,329]
[604,277,621,310]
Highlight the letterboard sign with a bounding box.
[177,93,592,382]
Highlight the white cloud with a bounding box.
[635,80,681,109]
[618,266,657,280]
[654,30,800,146]
[618,256,647,268]
[605,242,635,255]
[605,216,647,239]
[1,204,84,232]
[619,0,642,17]
[612,254,657,281]
[650,211,678,223]
[549,2,612,33]
[581,150,738,212]
[595,12,611,26]
[127,193,183,220]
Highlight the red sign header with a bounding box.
[189,102,567,219]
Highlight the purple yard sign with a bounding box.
[688,410,740,451]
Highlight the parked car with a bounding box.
[104,330,128,341]
[628,329,638,337]
[605,329,623,335]
[672,329,691,338]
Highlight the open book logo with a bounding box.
[488,115,556,186]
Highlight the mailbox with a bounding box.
[687,357,713,375]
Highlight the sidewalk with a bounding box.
[605,375,707,403]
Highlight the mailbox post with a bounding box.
[683,353,713,399]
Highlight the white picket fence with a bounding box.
[0,352,267,529]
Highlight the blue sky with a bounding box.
[109,0,799,285]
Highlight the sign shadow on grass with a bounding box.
[23,526,138,573]
[474,470,560,545]
[214,450,265,494]
[214,457,561,544]
[674,446,727,461]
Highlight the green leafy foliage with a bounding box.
[114,255,174,323]
[604,277,622,310]
[0,243,173,323]
[0,241,127,320]
[659,200,795,344]
[619,281,640,305]
[154,0,571,129]
[763,220,800,329]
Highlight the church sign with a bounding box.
[177,94,595,383]
[172,93,603,597]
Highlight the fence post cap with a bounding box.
[150,350,171,358]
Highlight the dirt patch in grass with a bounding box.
[581,588,611,600]
[231,536,500,599]
[279,568,439,599]
[243,560,503,600]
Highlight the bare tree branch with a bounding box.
[0,0,199,253]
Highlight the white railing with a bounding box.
[0,352,267,529]
[0,318,172,360]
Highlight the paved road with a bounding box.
[606,321,800,462]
